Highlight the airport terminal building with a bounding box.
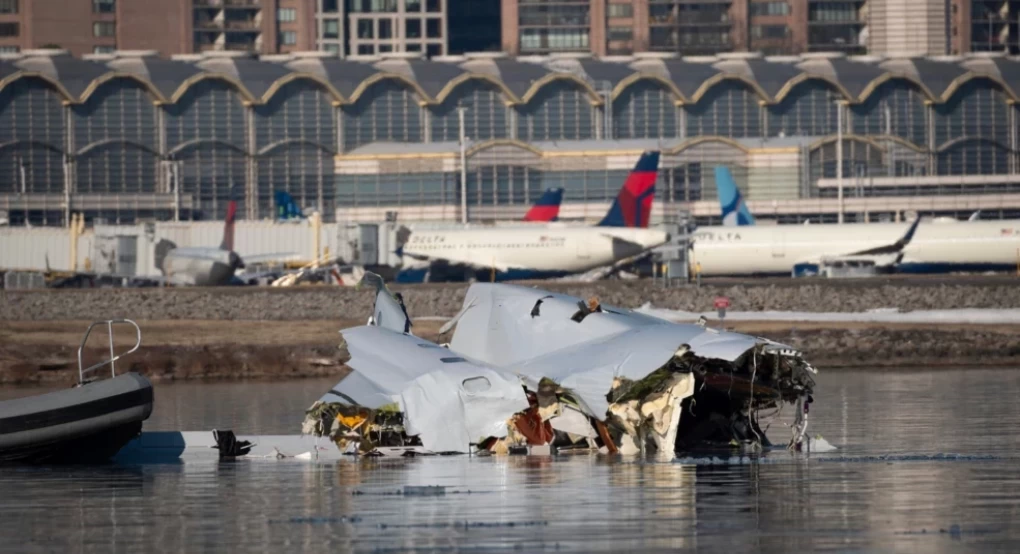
[1,48,1020,227]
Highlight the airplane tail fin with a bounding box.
[715,166,755,226]
[220,200,237,251]
[597,150,659,228]
[274,190,304,221]
[523,188,563,222]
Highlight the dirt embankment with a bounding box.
[3,318,1018,386]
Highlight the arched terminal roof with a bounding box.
[1,49,1019,106]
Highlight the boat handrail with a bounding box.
[77,319,142,384]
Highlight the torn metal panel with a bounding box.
[360,272,413,334]
[548,405,597,439]
[400,366,529,453]
[321,325,527,453]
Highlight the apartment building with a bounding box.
[503,0,1017,57]
[0,0,471,58]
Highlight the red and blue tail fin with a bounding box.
[597,150,659,228]
[523,187,563,222]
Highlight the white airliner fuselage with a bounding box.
[692,220,1020,276]
[399,226,668,280]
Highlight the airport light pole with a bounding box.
[457,106,469,225]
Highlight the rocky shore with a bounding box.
[3,277,1019,321]
[2,278,1018,386]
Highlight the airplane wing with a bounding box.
[842,217,921,257]
[401,249,518,273]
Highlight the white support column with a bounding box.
[678,104,685,140]
[458,105,468,224]
[246,105,258,220]
[64,104,74,226]
[836,100,844,224]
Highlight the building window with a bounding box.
[406,42,422,51]
[521,28,589,52]
[0,0,17,15]
[426,0,441,12]
[92,0,114,14]
[94,45,115,54]
[608,3,632,18]
[324,43,340,54]
[808,3,859,22]
[0,22,17,37]
[279,31,297,45]
[426,18,441,38]
[357,19,374,38]
[379,44,393,52]
[350,0,397,12]
[380,18,393,39]
[427,43,441,57]
[323,19,340,39]
[357,44,374,55]
[0,45,18,53]
[322,0,339,13]
[407,0,422,11]
[608,26,632,41]
[277,8,296,22]
[406,19,421,38]
[750,2,790,16]
[93,21,115,37]
[751,24,790,39]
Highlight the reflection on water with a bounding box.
[2,370,1020,552]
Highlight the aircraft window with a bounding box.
[440,357,466,363]
[461,376,491,393]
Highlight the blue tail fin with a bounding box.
[274,190,304,221]
[523,188,563,222]
[715,166,755,226]
[597,151,659,228]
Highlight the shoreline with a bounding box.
[3,318,1018,386]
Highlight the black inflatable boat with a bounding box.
[0,320,153,464]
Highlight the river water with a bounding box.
[2,369,1019,553]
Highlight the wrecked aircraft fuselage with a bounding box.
[305,276,818,457]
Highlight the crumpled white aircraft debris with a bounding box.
[304,274,818,457]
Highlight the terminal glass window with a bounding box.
[0,22,17,37]
[0,0,17,15]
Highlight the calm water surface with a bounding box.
[2,369,1019,553]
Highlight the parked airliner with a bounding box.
[156,201,297,286]
[396,151,667,282]
[692,218,1020,276]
